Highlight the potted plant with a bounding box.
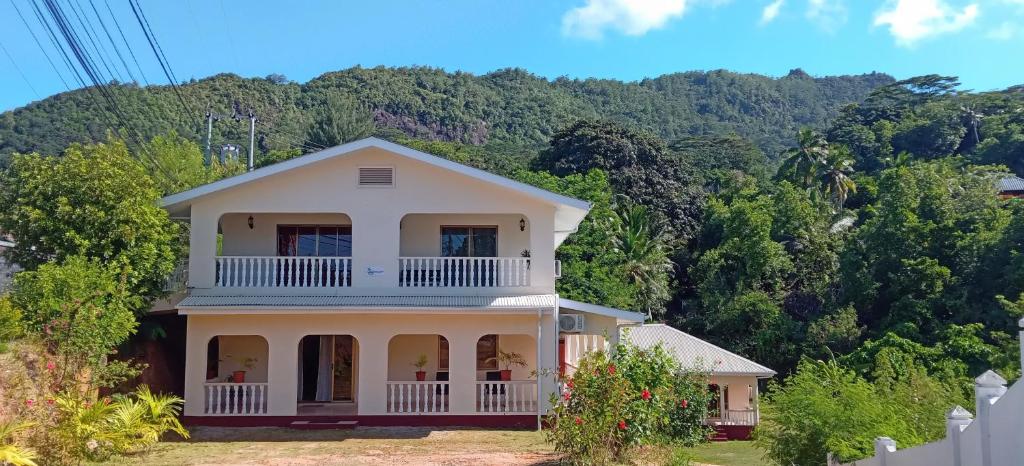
[491,349,527,381]
[412,354,428,381]
[232,356,258,383]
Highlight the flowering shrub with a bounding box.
[546,339,714,465]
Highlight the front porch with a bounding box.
[182,312,559,424]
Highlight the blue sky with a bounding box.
[1,0,1023,111]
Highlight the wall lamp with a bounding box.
[248,215,255,230]
[520,218,526,232]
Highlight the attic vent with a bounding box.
[358,167,394,187]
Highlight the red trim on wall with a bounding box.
[183,415,537,429]
[713,425,754,440]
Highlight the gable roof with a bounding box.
[620,324,776,377]
[161,138,591,240]
[999,175,1024,192]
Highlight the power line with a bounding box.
[127,0,200,131]
[64,0,122,84]
[29,0,89,90]
[8,0,72,91]
[0,40,41,99]
[102,0,148,86]
[86,0,137,84]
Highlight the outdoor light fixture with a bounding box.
[248,215,254,230]
[520,218,526,231]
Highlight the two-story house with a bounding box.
[161,138,772,436]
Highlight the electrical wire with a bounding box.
[102,0,148,86]
[9,0,72,91]
[0,40,42,99]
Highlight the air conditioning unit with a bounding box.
[559,314,585,333]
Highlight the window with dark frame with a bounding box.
[476,334,498,370]
[441,226,497,257]
[438,336,449,371]
[277,225,352,257]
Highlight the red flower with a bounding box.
[618,420,627,430]
[46,398,54,405]
[24,399,34,407]
[641,389,651,401]
[46,361,55,371]
[563,391,571,401]
[566,379,575,390]
[607,364,616,375]
[574,417,583,425]
[680,399,688,409]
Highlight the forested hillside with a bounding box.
[0,66,892,162]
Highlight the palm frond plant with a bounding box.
[818,145,858,211]
[778,128,829,189]
[133,385,189,442]
[610,201,674,319]
[0,420,37,466]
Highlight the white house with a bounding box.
[159,137,772,434]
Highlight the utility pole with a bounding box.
[203,109,221,166]
[247,109,257,171]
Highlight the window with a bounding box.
[277,225,352,256]
[441,227,497,257]
[477,334,498,370]
[438,336,449,371]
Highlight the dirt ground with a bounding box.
[96,426,561,466]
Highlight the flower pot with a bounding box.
[415,371,426,381]
[500,369,512,381]
[232,370,246,383]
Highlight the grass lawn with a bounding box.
[92,426,769,465]
[683,441,769,466]
[93,426,557,466]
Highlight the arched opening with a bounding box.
[475,334,538,413]
[296,335,359,404]
[205,335,269,383]
[386,334,451,413]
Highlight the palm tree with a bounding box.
[778,128,829,189]
[610,201,674,319]
[818,145,857,211]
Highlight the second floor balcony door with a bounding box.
[276,225,352,287]
[441,227,497,286]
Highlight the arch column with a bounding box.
[357,332,390,414]
[265,333,299,415]
[182,317,212,416]
[447,334,479,414]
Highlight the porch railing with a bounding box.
[203,383,268,415]
[476,381,538,413]
[163,258,189,292]
[215,256,352,288]
[385,381,450,414]
[398,257,531,288]
[707,409,758,426]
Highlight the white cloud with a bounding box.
[806,0,848,33]
[561,0,688,39]
[986,21,1016,39]
[874,0,980,46]
[761,0,785,24]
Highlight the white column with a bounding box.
[351,210,400,288]
[265,334,299,416]
[448,335,478,414]
[874,437,897,466]
[357,333,389,415]
[975,370,1007,466]
[188,207,219,289]
[182,316,210,416]
[946,405,973,466]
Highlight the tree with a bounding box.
[534,119,705,240]
[610,201,674,319]
[777,128,829,189]
[0,137,179,308]
[140,132,244,195]
[306,93,375,147]
[818,145,858,210]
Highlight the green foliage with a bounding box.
[0,138,179,307]
[756,357,962,465]
[535,119,705,240]
[0,420,37,466]
[306,92,376,147]
[393,137,533,177]
[546,339,712,465]
[611,202,675,318]
[0,296,23,350]
[140,131,245,195]
[9,257,138,386]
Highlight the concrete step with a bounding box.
[289,420,358,430]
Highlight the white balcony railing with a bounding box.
[708,409,758,426]
[203,383,268,415]
[163,259,189,292]
[215,256,352,288]
[476,381,538,413]
[386,381,450,414]
[398,257,531,288]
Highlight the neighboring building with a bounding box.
[161,137,772,434]
[998,175,1024,199]
[0,239,19,292]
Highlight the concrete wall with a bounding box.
[184,311,563,417]
[220,213,352,256]
[710,375,758,411]
[186,147,557,294]
[215,335,269,383]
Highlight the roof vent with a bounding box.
[358,167,394,187]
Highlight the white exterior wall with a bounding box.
[399,214,530,257]
[215,335,269,383]
[185,147,557,295]
[710,375,758,412]
[183,312,565,417]
[220,213,352,256]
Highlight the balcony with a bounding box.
[215,256,353,288]
[397,257,531,288]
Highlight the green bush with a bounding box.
[545,339,712,465]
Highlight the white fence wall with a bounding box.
[830,318,1024,466]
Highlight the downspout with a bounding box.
[537,307,543,431]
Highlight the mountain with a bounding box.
[0,66,894,161]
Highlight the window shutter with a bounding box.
[358,167,394,187]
